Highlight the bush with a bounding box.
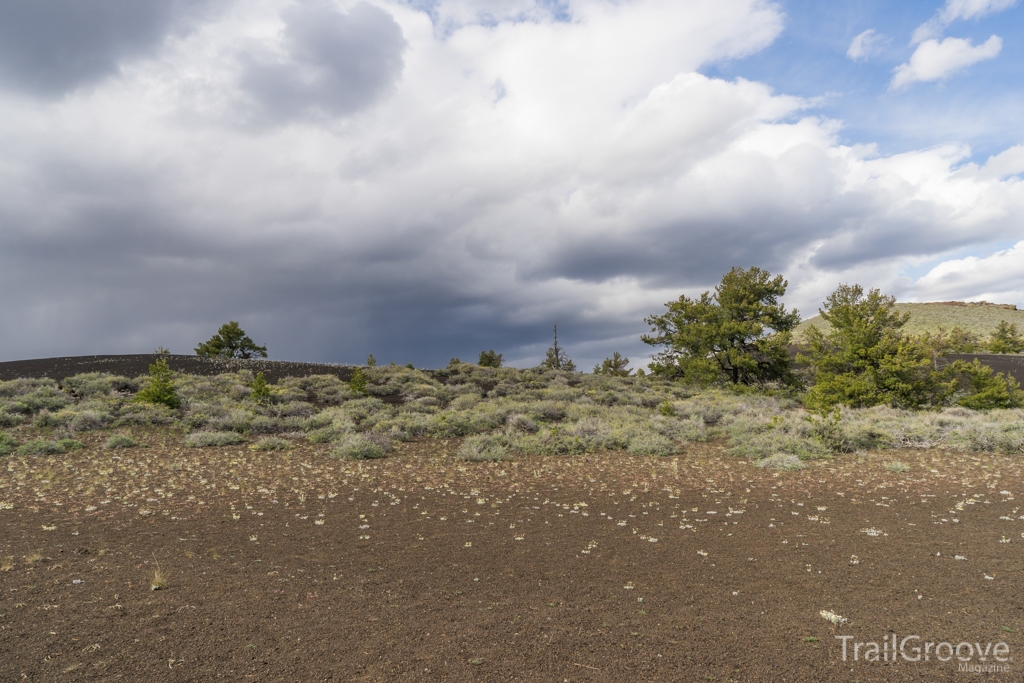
[253,437,292,451]
[16,439,66,456]
[104,434,138,449]
[728,428,829,461]
[331,435,386,460]
[757,453,805,470]
[626,432,677,456]
[250,372,272,405]
[185,431,246,448]
[57,438,85,451]
[135,358,181,409]
[884,461,909,473]
[459,434,510,461]
[0,432,17,456]
[0,411,23,427]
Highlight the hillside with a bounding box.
[794,301,1024,342]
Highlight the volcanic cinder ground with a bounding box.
[2,434,1022,682]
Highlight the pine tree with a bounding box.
[195,322,267,359]
[135,358,181,409]
[594,352,631,376]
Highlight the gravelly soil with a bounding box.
[2,434,1023,682]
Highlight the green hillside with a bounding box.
[794,301,1024,342]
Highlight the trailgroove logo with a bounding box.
[836,635,1012,671]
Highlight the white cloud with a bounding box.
[847,28,884,60]
[0,0,1023,366]
[912,0,1017,44]
[912,241,1024,306]
[891,35,1002,89]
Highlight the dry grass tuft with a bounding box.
[1,556,14,572]
[150,554,168,591]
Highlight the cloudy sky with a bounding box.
[1,0,1022,369]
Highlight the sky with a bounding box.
[1,0,1022,370]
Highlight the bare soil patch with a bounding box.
[2,434,1022,681]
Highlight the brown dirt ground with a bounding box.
[2,433,1023,682]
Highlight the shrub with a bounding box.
[16,439,66,456]
[185,431,245,448]
[757,453,805,470]
[104,434,138,449]
[0,432,17,456]
[135,358,181,409]
[728,428,829,461]
[884,461,909,473]
[627,432,677,456]
[348,368,368,395]
[253,437,292,451]
[250,372,272,405]
[0,411,23,427]
[57,438,85,451]
[331,435,386,460]
[459,434,510,461]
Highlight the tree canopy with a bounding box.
[594,352,631,376]
[642,267,799,386]
[800,285,956,410]
[194,321,268,359]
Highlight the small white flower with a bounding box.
[697,550,708,557]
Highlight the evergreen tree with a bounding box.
[802,285,955,410]
[478,350,503,367]
[642,267,799,385]
[988,321,1024,354]
[594,352,631,376]
[135,357,181,409]
[195,322,268,359]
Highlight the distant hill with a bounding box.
[794,301,1024,343]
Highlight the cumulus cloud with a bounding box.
[912,240,1024,306]
[912,0,1018,44]
[847,29,884,60]
[0,0,225,96]
[891,35,1002,89]
[0,0,1022,368]
[240,1,407,123]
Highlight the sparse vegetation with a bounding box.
[104,434,138,449]
[185,431,246,448]
[253,436,292,451]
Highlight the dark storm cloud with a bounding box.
[0,0,225,96]
[241,1,406,122]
